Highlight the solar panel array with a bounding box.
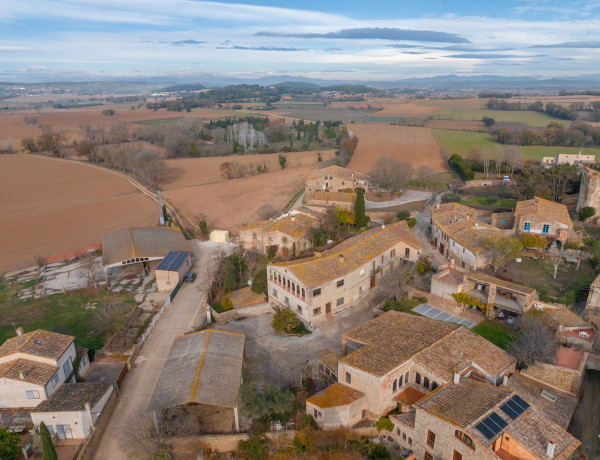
[156,251,190,271]
[475,412,508,440]
[500,395,530,420]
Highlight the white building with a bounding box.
[541,152,595,169]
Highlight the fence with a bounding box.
[137,295,172,350]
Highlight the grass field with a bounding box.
[472,320,513,349]
[434,128,600,161]
[360,116,424,124]
[431,109,569,128]
[0,285,135,349]
[459,196,517,209]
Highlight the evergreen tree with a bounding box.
[40,422,57,460]
[355,188,366,228]
[292,242,296,259]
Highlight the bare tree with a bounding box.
[257,204,278,220]
[505,146,522,176]
[482,147,492,177]
[549,256,566,280]
[482,237,523,273]
[283,347,313,388]
[370,157,414,193]
[506,314,557,368]
[93,301,133,336]
[81,256,102,289]
[416,165,434,190]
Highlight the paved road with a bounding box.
[365,189,432,209]
[413,208,447,269]
[92,241,234,460]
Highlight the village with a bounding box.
[2,153,600,460]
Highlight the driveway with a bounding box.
[365,190,432,210]
[92,241,235,460]
[413,209,447,269]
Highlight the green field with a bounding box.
[360,116,424,124]
[434,128,600,161]
[431,108,569,128]
[459,196,517,209]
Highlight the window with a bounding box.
[313,307,321,315]
[297,305,302,313]
[427,430,436,448]
[252,232,257,240]
[51,372,59,388]
[455,430,475,450]
[415,373,421,385]
[402,432,406,441]
[285,296,289,305]
[393,380,397,392]
[453,451,463,460]
[397,428,402,436]
[26,390,40,399]
[423,377,430,389]
[360,268,365,276]
[405,371,409,383]
[424,452,433,460]
[346,372,351,384]
[390,249,396,258]
[381,255,384,264]
[314,408,318,418]
[81,355,89,367]
[313,288,321,297]
[336,297,344,306]
[523,222,531,231]
[399,375,403,387]
[46,425,54,436]
[431,381,438,391]
[541,389,557,402]
[282,237,288,243]
[543,224,550,234]
[272,288,278,298]
[337,279,344,288]
[302,288,305,298]
[408,437,412,446]
[63,357,73,379]
[405,248,410,258]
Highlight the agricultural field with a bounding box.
[347,124,450,173]
[158,150,337,231]
[0,154,157,273]
[424,120,485,131]
[434,128,600,161]
[430,108,570,128]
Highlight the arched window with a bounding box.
[405,371,409,383]
[399,375,403,387]
[423,377,430,389]
[431,381,438,391]
[415,373,421,385]
[455,430,475,450]
[393,380,397,392]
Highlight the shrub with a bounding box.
[0,428,19,460]
[198,220,207,234]
[441,192,462,203]
[376,416,394,432]
[416,258,432,274]
[482,116,495,127]
[563,239,580,250]
[271,306,310,335]
[521,233,549,251]
[237,431,271,460]
[221,294,234,311]
[579,206,595,221]
[560,290,576,306]
[396,210,410,220]
[405,217,416,228]
[251,267,267,294]
[359,440,390,460]
[448,154,474,181]
[485,195,499,205]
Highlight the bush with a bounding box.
[221,294,234,311]
[0,428,20,460]
[237,431,271,460]
[441,192,461,203]
[579,206,595,221]
[485,195,499,205]
[563,239,580,250]
[482,116,495,127]
[376,416,394,432]
[359,440,390,460]
[560,290,576,306]
[416,258,432,274]
[448,154,474,181]
[271,306,310,335]
[251,267,267,294]
[405,218,416,228]
[396,210,410,220]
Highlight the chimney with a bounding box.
[546,441,555,458]
[436,203,440,209]
[291,216,296,222]
[382,224,386,229]
[339,254,344,263]
[503,372,508,386]
[16,327,24,337]
[453,368,460,384]
[466,215,469,220]
[18,371,25,380]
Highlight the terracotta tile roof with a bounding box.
[430,203,504,253]
[506,373,577,429]
[306,383,365,409]
[307,191,356,204]
[227,286,265,308]
[148,329,245,411]
[316,348,340,371]
[0,358,58,386]
[413,327,516,382]
[520,361,582,396]
[544,307,590,328]
[271,221,422,288]
[466,271,535,295]
[306,165,370,182]
[263,213,318,238]
[391,412,415,429]
[0,330,74,360]
[395,387,426,406]
[340,312,458,377]
[33,382,113,413]
[514,196,573,227]
[239,220,269,232]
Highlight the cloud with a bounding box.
[447,53,540,59]
[170,39,205,45]
[402,51,427,54]
[532,41,600,48]
[215,45,305,52]
[255,27,470,44]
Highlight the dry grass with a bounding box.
[424,120,486,131]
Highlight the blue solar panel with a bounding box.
[500,395,530,420]
[156,251,190,271]
[475,412,508,440]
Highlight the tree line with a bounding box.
[492,121,600,147]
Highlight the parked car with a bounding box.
[184,273,197,283]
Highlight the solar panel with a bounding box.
[475,421,496,440]
[500,395,530,420]
[475,412,508,440]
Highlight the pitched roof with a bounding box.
[544,307,590,328]
[306,165,369,182]
[506,373,577,429]
[520,361,582,396]
[307,191,356,204]
[430,202,504,253]
[514,196,573,227]
[413,327,516,382]
[33,382,113,413]
[306,383,365,409]
[0,329,74,360]
[340,312,458,377]
[271,221,422,288]
[155,251,191,271]
[227,286,265,308]
[0,358,58,386]
[239,220,269,232]
[102,227,191,267]
[148,329,245,412]
[466,271,535,295]
[263,213,318,238]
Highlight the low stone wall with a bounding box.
[464,179,505,188]
[212,303,273,323]
[407,288,461,314]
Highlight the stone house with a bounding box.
[31,382,114,440]
[0,328,88,409]
[541,152,595,169]
[391,377,580,460]
[305,165,371,193]
[267,221,422,326]
[239,209,320,258]
[512,197,573,246]
[305,190,355,211]
[543,306,597,351]
[430,202,505,270]
[306,312,516,428]
[577,166,600,213]
[584,272,600,328]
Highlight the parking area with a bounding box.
[412,304,476,328]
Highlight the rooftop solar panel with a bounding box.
[475,421,496,440]
[500,395,530,420]
[156,251,190,271]
[475,412,508,440]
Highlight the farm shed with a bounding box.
[148,330,245,433]
[155,251,193,292]
[102,227,191,280]
[209,230,229,243]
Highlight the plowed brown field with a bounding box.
[347,124,449,173]
[0,154,157,272]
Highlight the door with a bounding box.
[326,302,331,314]
[56,424,73,440]
[370,274,376,288]
[439,243,445,255]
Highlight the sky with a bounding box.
[1,0,600,82]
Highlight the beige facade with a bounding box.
[305,383,367,429]
[577,166,600,213]
[268,221,422,325]
[305,190,355,210]
[513,197,573,245]
[210,230,230,243]
[542,152,595,169]
[155,251,193,292]
[305,165,371,193]
[584,273,600,328]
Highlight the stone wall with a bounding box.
[74,388,119,460]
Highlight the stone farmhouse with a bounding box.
[577,165,600,214]
[305,165,371,193]
[541,152,595,169]
[430,202,505,270]
[584,272,600,328]
[511,197,573,246]
[0,328,88,409]
[268,221,422,326]
[306,312,516,428]
[306,190,355,211]
[391,377,580,460]
[239,208,320,258]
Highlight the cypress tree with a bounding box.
[40,421,57,460]
[355,188,366,228]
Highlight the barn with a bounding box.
[155,251,194,292]
[102,227,192,282]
